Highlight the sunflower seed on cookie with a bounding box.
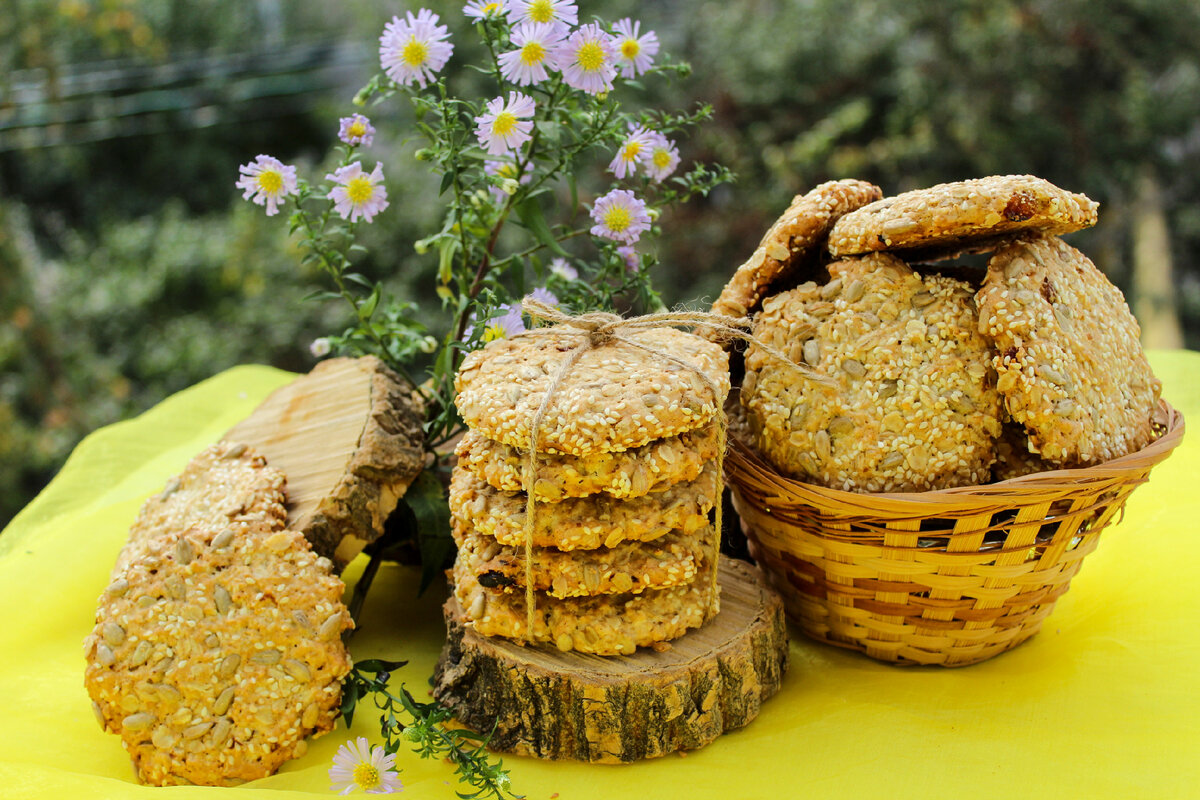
[453,518,711,598]
[454,423,720,500]
[743,252,1002,492]
[113,441,287,575]
[453,553,719,655]
[827,175,1099,259]
[977,233,1161,465]
[448,461,719,551]
[711,179,882,319]
[453,327,730,456]
[85,524,352,787]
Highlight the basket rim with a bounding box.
[726,399,1184,516]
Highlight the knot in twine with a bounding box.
[506,297,826,645]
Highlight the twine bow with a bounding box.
[507,297,825,645]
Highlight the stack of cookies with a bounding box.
[450,325,731,655]
[730,175,1163,491]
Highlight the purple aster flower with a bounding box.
[328,737,402,794]
[611,18,658,78]
[589,188,651,244]
[549,257,578,280]
[475,92,536,155]
[617,245,640,272]
[481,304,526,342]
[525,287,559,308]
[379,9,454,89]
[645,132,681,183]
[337,114,376,147]
[235,155,298,216]
[608,125,655,179]
[557,23,617,95]
[508,0,576,26]
[326,162,389,223]
[463,0,508,20]
[498,21,566,86]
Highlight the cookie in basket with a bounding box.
[453,518,708,598]
[455,424,720,500]
[85,524,353,786]
[743,252,1003,491]
[977,233,1162,464]
[454,327,730,456]
[452,553,718,655]
[114,441,287,575]
[827,175,1099,259]
[448,462,718,551]
[711,179,883,319]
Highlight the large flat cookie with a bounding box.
[743,252,1002,491]
[449,462,718,551]
[827,175,1098,259]
[85,525,353,786]
[453,519,711,598]
[114,441,287,575]
[977,234,1161,464]
[711,179,882,319]
[453,555,719,655]
[454,424,720,500]
[454,327,730,456]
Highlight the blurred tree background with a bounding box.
[2,0,1198,530]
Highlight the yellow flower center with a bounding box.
[621,39,640,59]
[603,205,632,232]
[492,111,518,136]
[577,41,605,72]
[653,149,672,169]
[496,163,517,178]
[256,170,283,194]
[348,120,367,138]
[483,2,502,12]
[620,141,643,162]
[346,176,374,205]
[403,36,428,67]
[521,41,546,66]
[528,0,554,23]
[482,322,507,342]
[353,763,381,791]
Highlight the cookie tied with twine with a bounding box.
[454,297,825,648]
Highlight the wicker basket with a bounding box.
[725,400,1184,667]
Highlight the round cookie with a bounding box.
[454,424,720,501]
[711,179,883,319]
[454,327,730,456]
[743,252,1003,492]
[85,524,353,786]
[977,234,1161,465]
[448,462,719,551]
[827,175,1099,259]
[114,441,287,575]
[453,518,711,598]
[453,554,719,655]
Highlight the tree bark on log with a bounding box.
[433,557,788,763]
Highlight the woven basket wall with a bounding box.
[725,400,1184,667]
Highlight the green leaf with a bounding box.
[440,170,456,196]
[355,658,409,674]
[515,197,569,257]
[405,471,456,595]
[360,286,380,320]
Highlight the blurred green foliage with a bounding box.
[3,0,1199,529]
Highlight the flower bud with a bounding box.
[419,336,438,354]
[414,148,434,161]
[501,178,520,196]
[309,338,332,358]
[648,207,661,221]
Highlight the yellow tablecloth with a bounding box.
[2,351,1197,800]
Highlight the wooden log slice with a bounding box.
[432,557,788,763]
[225,356,425,567]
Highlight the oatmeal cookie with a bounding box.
[453,555,719,655]
[448,462,718,551]
[454,424,720,500]
[743,252,1003,491]
[454,327,730,456]
[453,518,711,598]
[711,179,883,319]
[977,234,1161,465]
[114,441,287,575]
[827,175,1099,259]
[85,524,353,786]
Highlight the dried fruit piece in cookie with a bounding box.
[743,252,1002,491]
[453,554,719,655]
[114,441,287,575]
[85,525,353,786]
[977,234,1161,465]
[711,179,883,319]
[827,175,1099,259]
[448,462,719,551]
[454,327,730,456]
[455,424,720,500]
[453,518,711,598]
